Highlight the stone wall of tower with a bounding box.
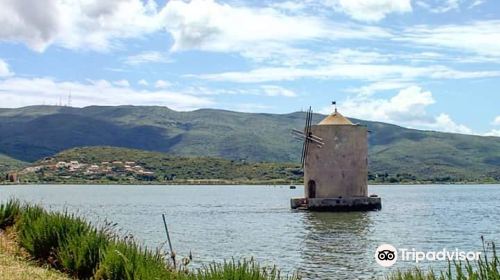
[304,125,368,198]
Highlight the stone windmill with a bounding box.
[291,103,381,211]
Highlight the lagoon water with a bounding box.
[1,184,499,279]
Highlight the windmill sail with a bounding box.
[301,107,313,168]
[291,106,324,169]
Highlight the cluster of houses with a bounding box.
[18,160,155,179]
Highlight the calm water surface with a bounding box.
[1,184,499,279]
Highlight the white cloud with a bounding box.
[0,0,393,55]
[155,80,171,89]
[0,0,161,52]
[124,51,172,65]
[416,0,459,13]
[138,79,149,86]
[0,0,60,51]
[341,86,435,124]
[399,20,500,58]
[325,0,412,22]
[492,116,500,126]
[416,0,484,13]
[113,79,130,87]
[338,86,473,134]
[180,85,300,98]
[192,64,500,83]
[0,59,13,77]
[469,0,485,9]
[228,103,273,113]
[485,129,500,137]
[260,85,297,97]
[0,77,212,110]
[162,0,389,53]
[270,1,309,12]
[345,80,414,96]
[433,113,472,134]
[243,47,390,67]
[162,0,322,52]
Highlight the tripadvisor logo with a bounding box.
[375,244,482,267]
[375,244,397,267]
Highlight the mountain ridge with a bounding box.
[0,105,499,181]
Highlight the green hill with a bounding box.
[7,146,301,184]
[0,105,499,182]
[0,153,27,174]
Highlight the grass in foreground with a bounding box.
[0,228,70,280]
[0,199,299,280]
[387,240,499,280]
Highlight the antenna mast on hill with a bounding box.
[67,90,72,107]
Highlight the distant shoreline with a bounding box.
[1,181,499,186]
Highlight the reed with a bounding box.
[192,259,300,280]
[58,227,109,278]
[387,241,499,280]
[94,239,174,280]
[17,209,89,262]
[0,199,298,280]
[0,198,21,228]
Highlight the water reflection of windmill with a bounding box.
[291,102,382,211]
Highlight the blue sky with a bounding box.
[0,0,499,136]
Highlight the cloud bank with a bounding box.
[0,77,212,110]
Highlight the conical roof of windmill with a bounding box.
[318,109,354,125]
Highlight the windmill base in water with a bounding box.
[290,105,381,212]
[291,196,381,211]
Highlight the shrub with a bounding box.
[1,199,298,280]
[94,239,174,280]
[17,210,89,264]
[58,228,109,279]
[0,198,21,229]
[193,259,299,280]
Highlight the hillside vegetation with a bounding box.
[0,105,499,182]
[3,146,497,184]
[6,147,302,184]
[0,154,26,175]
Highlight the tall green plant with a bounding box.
[1,199,299,280]
[17,210,89,263]
[58,228,109,279]
[0,198,21,228]
[387,242,499,280]
[94,239,174,280]
[193,259,300,280]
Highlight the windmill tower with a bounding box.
[291,103,381,211]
